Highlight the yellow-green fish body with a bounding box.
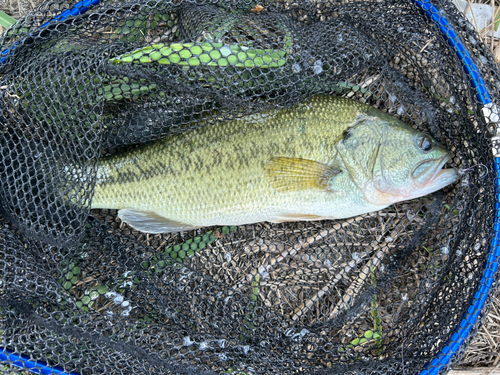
[91,95,458,233]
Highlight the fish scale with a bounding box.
[91,95,458,233]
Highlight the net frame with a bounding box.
[411,1,500,373]
[0,0,498,374]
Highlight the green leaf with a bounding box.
[364,330,374,339]
[89,290,99,300]
[0,11,16,29]
[495,9,500,31]
[81,296,91,305]
[97,285,108,294]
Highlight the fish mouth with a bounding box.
[412,153,459,190]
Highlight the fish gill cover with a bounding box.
[0,0,498,374]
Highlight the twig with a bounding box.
[467,0,481,34]
[291,255,366,321]
[492,353,500,369]
[483,324,497,349]
[491,0,495,51]
[420,38,435,53]
[235,229,330,290]
[328,246,391,319]
[450,368,500,374]
[453,0,465,13]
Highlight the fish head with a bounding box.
[337,113,459,205]
[369,124,459,204]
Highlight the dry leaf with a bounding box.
[494,42,500,62]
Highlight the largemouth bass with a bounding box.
[91,95,458,233]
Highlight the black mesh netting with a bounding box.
[0,0,498,374]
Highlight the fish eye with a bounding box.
[417,136,434,152]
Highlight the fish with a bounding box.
[90,95,459,233]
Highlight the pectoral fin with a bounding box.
[118,209,199,234]
[266,157,341,192]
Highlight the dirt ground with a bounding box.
[1,0,500,372]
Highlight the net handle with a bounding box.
[409,1,500,374]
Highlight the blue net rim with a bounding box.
[0,0,498,374]
[411,0,499,373]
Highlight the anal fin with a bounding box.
[118,209,199,234]
[268,214,331,223]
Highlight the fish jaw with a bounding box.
[361,155,459,205]
[412,153,453,189]
[409,152,459,198]
[408,167,459,199]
